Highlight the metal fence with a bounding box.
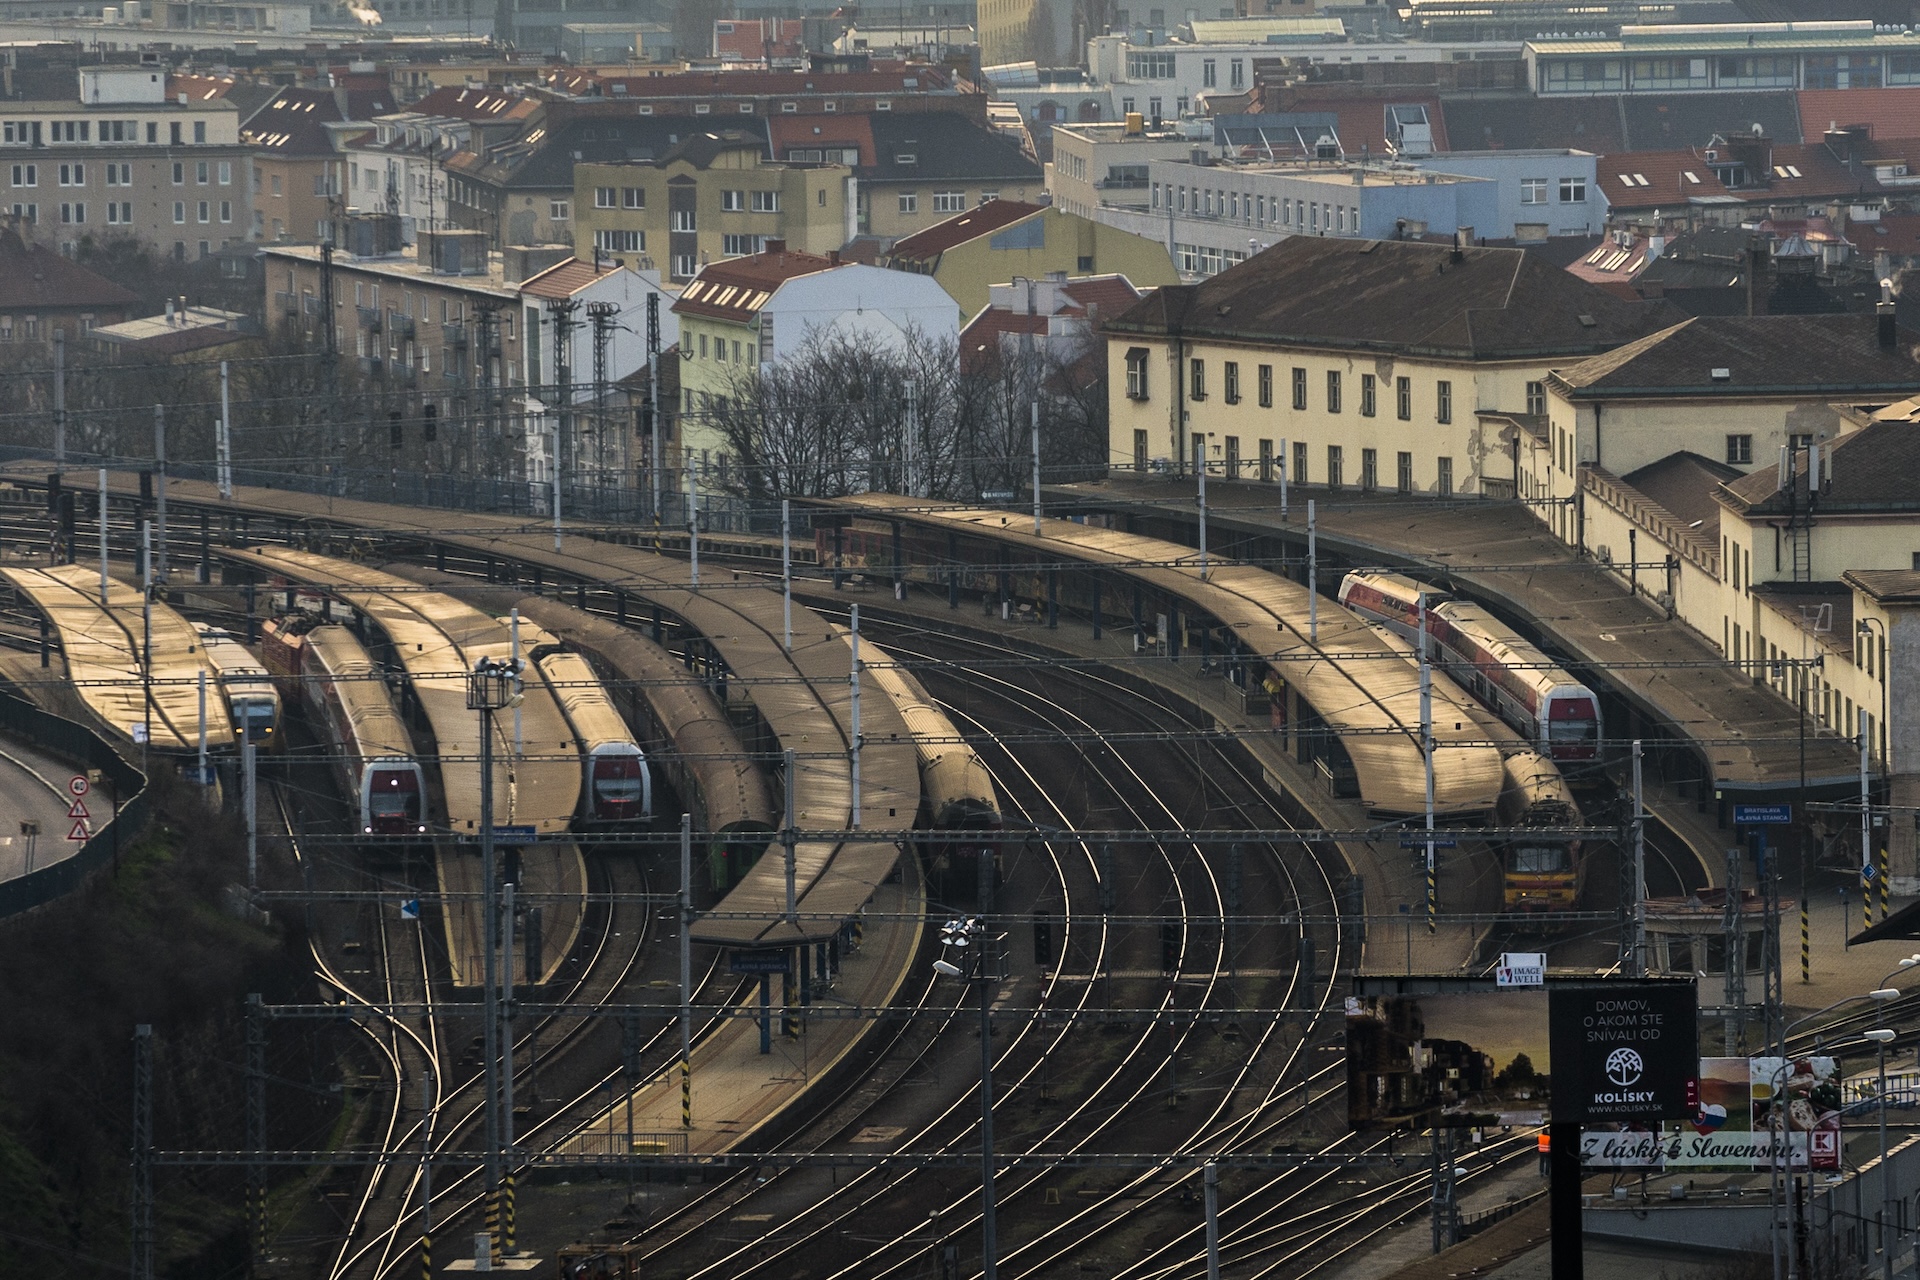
[0,691,148,922]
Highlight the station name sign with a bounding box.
[1548,981,1698,1125]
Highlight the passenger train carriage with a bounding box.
[533,649,653,825]
[298,624,430,838]
[193,623,281,747]
[1336,571,1601,763]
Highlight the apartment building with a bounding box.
[572,130,854,281]
[0,67,251,260]
[244,85,394,244]
[1526,21,1920,96]
[342,86,539,239]
[1103,235,1671,495]
[0,222,139,345]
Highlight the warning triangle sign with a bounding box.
[67,820,89,841]
[67,799,88,820]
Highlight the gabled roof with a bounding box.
[457,117,750,190]
[767,114,876,165]
[1798,88,1920,145]
[0,232,139,312]
[863,113,1040,184]
[520,257,620,300]
[240,86,390,155]
[1720,417,1920,516]
[1554,315,1920,399]
[1595,150,1733,210]
[887,200,1046,262]
[405,84,527,122]
[1105,237,1674,360]
[1621,450,1741,540]
[658,129,766,169]
[672,248,837,322]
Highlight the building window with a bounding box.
[197,200,209,223]
[1437,456,1453,495]
[219,161,231,185]
[1361,448,1377,491]
[1326,370,1341,414]
[59,202,83,224]
[1397,451,1413,493]
[196,161,209,184]
[1437,380,1452,424]
[721,189,745,211]
[1396,376,1412,421]
[1727,433,1753,464]
[596,228,644,253]
[1327,445,1343,489]
[9,164,33,187]
[898,193,918,214]
[549,199,570,222]
[933,190,966,213]
[1230,58,1245,88]
[220,200,231,222]
[1520,177,1548,205]
[1224,435,1239,477]
[1224,361,1240,404]
[57,163,83,186]
[671,209,696,232]
[1202,58,1217,87]
[1134,429,1149,471]
[173,201,185,224]
[1360,374,1376,417]
[1526,381,1546,416]
[752,190,781,213]
[622,187,645,209]
[722,233,758,256]
[193,121,206,143]
[1257,363,1272,408]
[595,186,618,208]
[673,253,697,279]
[1127,51,1176,78]
[1291,367,1307,410]
[1292,440,1307,486]
[1125,347,1149,400]
[1558,177,1587,203]
[1189,357,1206,401]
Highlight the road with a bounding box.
[0,735,104,881]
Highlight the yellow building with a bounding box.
[572,131,854,283]
[1103,236,1668,495]
[884,199,1176,317]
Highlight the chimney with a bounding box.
[1744,243,1769,317]
[827,248,840,266]
[1878,276,1897,350]
[1450,226,1471,263]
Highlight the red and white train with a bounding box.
[536,650,653,824]
[1337,571,1601,762]
[299,624,430,837]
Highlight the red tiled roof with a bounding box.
[1859,212,1920,257]
[168,73,239,102]
[671,248,836,321]
[767,114,875,165]
[520,257,619,300]
[1798,88,1920,143]
[572,67,951,99]
[0,232,139,312]
[1061,274,1142,317]
[1565,233,1655,297]
[1595,150,1733,209]
[1246,90,1450,158]
[888,200,1044,262]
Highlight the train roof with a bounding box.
[193,623,275,688]
[302,625,415,759]
[216,547,581,835]
[854,632,999,824]
[538,650,636,753]
[1,563,235,753]
[829,497,1506,818]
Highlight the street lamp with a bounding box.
[1866,1027,1899,1280]
[934,917,1000,1280]
[1880,957,1920,987]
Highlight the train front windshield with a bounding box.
[592,755,646,815]
[233,698,276,743]
[1509,845,1570,874]
[368,770,422,832]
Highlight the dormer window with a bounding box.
[895,153,916,165]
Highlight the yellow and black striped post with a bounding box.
[1427,859,1437,935]
[1801,899,1810,983]
[1881,846,1892,920]
[851,915,863,950]
[485,1188,500,1255]
[420,1232,431,1280]
[680,1059,692,1129]
[503,1170,515,1255]
[1866,873,1873,932]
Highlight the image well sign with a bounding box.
[1548,982,1698,1125]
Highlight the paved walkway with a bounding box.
[1048,476,1860,796]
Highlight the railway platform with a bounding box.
[560,851,925,1154]
[1047,475,1861,805]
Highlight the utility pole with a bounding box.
[646,292,662,532]
[679,812,692,1129]
[473,301,502,489]
[218,361,233,501]
[849,603,863,828]
[1030,401,1042,536]
[548,296,581,547]
[131,1024,153,1280]
[1419,590,1435,934]
[1195,433,1208,581]
[319,238,339,486]
[468,657,518,1252]
[587,300,617,502]
[97,468,108,607]
[52,328,64,470]
[152,405,167,582]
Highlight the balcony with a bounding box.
[274,290,297,315]
[444,320,468,349]
[443,369,468,389]
[387,311,416,341]
[357,305,382,332]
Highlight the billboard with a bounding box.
[1548,983,1698,1126]
[1345,989,1552,1130]
[1581,1057,1842,1172]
